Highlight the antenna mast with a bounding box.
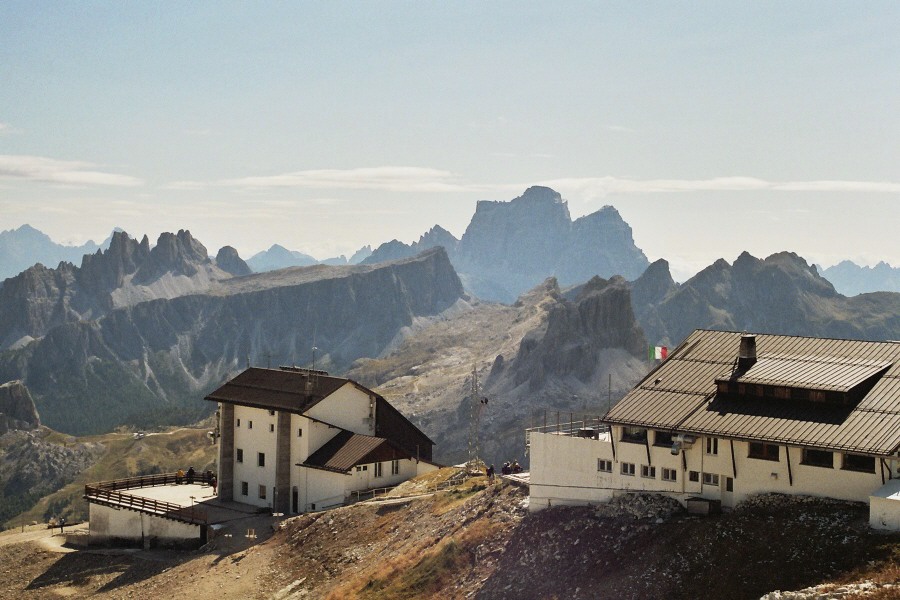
[466,364,487,474]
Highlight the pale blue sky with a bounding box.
[1,2,898,280]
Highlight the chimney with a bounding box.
[738,333,757,371]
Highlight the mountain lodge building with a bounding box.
[206,366,437,513]
[527,330,900,530]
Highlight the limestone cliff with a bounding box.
[0,247,465,435]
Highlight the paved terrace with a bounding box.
[84,473,265,525]
[524,419,611,449]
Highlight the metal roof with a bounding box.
[718,354,892,392]
[204,367,357,414]
[605,330,900,456]
[302,430,408,473]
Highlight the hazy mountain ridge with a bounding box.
[0,224,108,282]
[247,243,372,272]
[0,248,465,435]
[817,260,900,296]
[363,186,650,302]
[633,251,900,346]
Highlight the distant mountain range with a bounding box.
[0,225,110,281]
[816,260,900,296]
[631,251,900,346]
[362,186,650,302]
[2,187,899,445]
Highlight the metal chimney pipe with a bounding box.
[738,333,757,370]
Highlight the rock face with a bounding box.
[0,247,466,435]
[215,246,252,277]
[818,260,900,295]
[0,380,40,434]
[364,186,650,303]
[633,251,900,346]
[508,276,647,390]
[0,230,233,350]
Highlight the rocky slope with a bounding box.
[0,247,465,435]
[632,251,900,346]
[0,380,40,434]
[0,477,896,600]
[349,276,650,466]
[363,186,650,302]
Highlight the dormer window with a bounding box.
[621,427,647,444]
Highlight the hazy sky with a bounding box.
[1,2,898,281]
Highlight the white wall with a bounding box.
[529,426,895,520]
[304,468,349,511]
[89,504,200,546]
[233,405,278,508]
[306,383,375,435]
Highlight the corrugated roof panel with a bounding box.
[607,330,900,456]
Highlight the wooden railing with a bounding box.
[83,471,212,525]
[90,471,213,491]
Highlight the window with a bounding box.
[842,453,875,473]
[236,448,244,463]
[391,460,400,475]
[268,410,275,416]
[258,485,266,500]
[621,462,636,476]
[621,427,647,444]
[248,420,253,429]
[597,459,612,473]
[802,448,833,468]
[374,462,383,477]
[640,465,656,479]
[705,437,719,455]
[748,442,780,461]
[725,477,734,492]
[298,428,303,437]
[236,418,241,427]
[662,468,677,482]
[258,452,265,467]
[269,423,275,432]
[654,431,675,447]
[689,471,699,482]
[702,472,719,486]
[240,481,248,496]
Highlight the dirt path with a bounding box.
[0,523,84,550]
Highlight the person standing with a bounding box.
[59,517,65,534]
[186,466,195,485]
[211,475,218,496]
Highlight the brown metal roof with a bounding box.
[605,330,900,456]
[204,367,356,414]
[302,430,410,473]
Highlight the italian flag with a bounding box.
[649,345,668,361]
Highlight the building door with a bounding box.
[292,487,299,514]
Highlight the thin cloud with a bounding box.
[0,154,143,187]
[532,176,900,199]
[176,166,472,193]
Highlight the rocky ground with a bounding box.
[0,471,897,600]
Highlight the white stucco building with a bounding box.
[207,366,438,513]
[528,330,900,530]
